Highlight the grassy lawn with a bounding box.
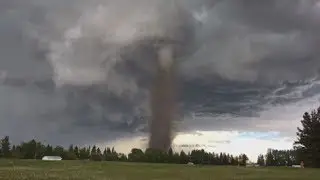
[0,160,319,180]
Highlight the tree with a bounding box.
[118,153,127,161]
[91,146,97,156]
[264,149,299,166]
[44,145,53,156]
[295,108,320,168]
[1,136,11,158]
[219,153,223,165]
[257,154,265,166]
[20,140,37,159]
[105,147,112,161]
[63,145,77,160]
[11,145,22,159]
[111,147,119,161]
[168,148,174,163]
[222,153,228,165]
[145,148,164,163]
[53,146,64,157]
[226,154,231,165]
[266,149,275,166]
[190,149,206,164]
[239,154,248,166]
[97,148,102,157]
[106,147,111,154]
[179,150,189,164]
[68,145,74,153]
[74,146,80,159]
[103,148,107,160]
[90,146,102,161]
[35,142,46,159]
[79,147,89,160]
[230,155,237,166]
[128,148,145,162]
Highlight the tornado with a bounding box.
[147,0,195,151]
[149,44,176,151]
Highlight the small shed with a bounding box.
[292,165,302,168]
[42,156,62,161]
[187,162,194,166]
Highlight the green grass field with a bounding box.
[0,160,319,180]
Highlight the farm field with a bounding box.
[0,160,319,180]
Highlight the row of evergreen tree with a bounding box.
[1,135,302,167]
[257,149,300,167]
[0,136,249,165]
[1,106,320,167]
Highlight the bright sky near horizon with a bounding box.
[100,131,293,161]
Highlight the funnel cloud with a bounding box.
[149,44,176,151]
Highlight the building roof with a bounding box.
[42,156,62,160]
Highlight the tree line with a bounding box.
[256,149,300,167]
[1,106,320,167]
[0,136,249,166]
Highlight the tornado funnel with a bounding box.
[149,44,176,151]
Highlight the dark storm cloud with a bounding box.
[224,0,320,32]
[1,0,320,145]
[182,0,320,82]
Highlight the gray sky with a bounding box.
[1,0,320,147]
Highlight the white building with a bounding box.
[246,163,260,167]
[187,162,195,166]
[42,156,62,161]
[292,165,302,168]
